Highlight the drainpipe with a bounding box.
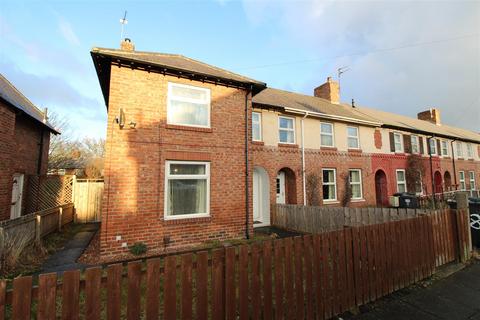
[451,140,457,189]
[37,128,45,175]
[245,85,252,240]
[301,112,309,205]
[427,136,436,207]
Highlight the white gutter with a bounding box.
[284,106,382,127]
[301,112,309,205]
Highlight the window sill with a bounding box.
[320,146,337,151]
[163,215,211,225]
[348,149,362,153]
[166,124,213,133]
[323,200,339,205]
[252,141,265,146]
[278,143,299,148]
[350,198,366,203]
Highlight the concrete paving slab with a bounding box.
[402,291,475,320]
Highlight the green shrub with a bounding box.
[129,242,147,255]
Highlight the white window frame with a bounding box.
[469,171,476,190]
[428,138,437,155]
[411,135,420,154]
[349,169,363,200]
[456,142,464,158]
[459,171,466,191]
[164,160,210,220]
[393,132,403,153]
[347,126,360,149]
[167,82,211,128]
[467,143,473,159]
[441,140,449,157]
[320,122,335,147]
[322,168,337,202]
[278,116,296,144]
[396,169,407,193]
[252,112,262,142]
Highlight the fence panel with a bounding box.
[1,209,471,320]
[73,179,104,223]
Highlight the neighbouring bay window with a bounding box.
[322,169,337,201]
[459,171,466,190]
[278,116,295,144]
[347,126,360,149]
[167,82,210,127]
[320,122,335,147]
[411,135,420,154]
[396,169,407,193]
[456,142,464,158]
[441,140,449,156]
[349,169,363,199]
[467,144,474,159]
[469,171,476,190]
[165,161,210,219]
[428,138,437,155]
[393,133,403,152]
[252,112,262,141]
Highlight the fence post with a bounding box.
[58,207,63,231]
[0,227,4,259]
[35,214,42,245]
[455,192,470,262]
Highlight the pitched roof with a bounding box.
[91,47,266,105]
[0,73,58,133]
[253,88,381,126]
[354,106,480,143]
[253,87,480,143]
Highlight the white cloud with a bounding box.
[58,16,80,46]
[241,0,480,131]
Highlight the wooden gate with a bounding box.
[73,179,104,223]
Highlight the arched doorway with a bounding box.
[276,168,297,204]
[444,171,452,191]
[375,170,388,207]
[434,171,443,194]
[253,167,270,227]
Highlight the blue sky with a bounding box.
[1,0,479,138]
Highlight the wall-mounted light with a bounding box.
[115,109,137,129]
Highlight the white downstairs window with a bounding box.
[165,161,210,219]
[349,169,363,199]
[396,169,407,193]
[469,171,476,190]
[459,171,466,191]
[167,82,210,128]
[322,169,337,201]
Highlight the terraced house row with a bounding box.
[91,39,480,259]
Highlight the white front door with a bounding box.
[10,173,24,219]
[276,171,286,204]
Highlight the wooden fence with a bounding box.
[273,205,426,232]
[0,209,470,320]
[0,204,74,258]
[73,179,104,223]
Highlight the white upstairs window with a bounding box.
[467,144,473,159]
[252,112,262,141]
[167,82,211,128]
[393,133,403,152]
[456,142,464,158]
[347,126,360,149]
[441,140,449,156]
[278,116,295,144]
[320,123,335,147]
[429,138,437,155]
[411,135,420,154]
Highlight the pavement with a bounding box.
[347,261,480,320]
[40,223,99,274]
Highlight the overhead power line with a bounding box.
[236,33,480,71]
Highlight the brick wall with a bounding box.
[0,100,51,221]
[101,66,251,260]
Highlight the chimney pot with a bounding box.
[120,38,135,51]
[314,77,340,104]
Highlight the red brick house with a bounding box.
[91,40,480,259]
[0,74,57,221]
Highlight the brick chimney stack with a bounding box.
[314,77,340,104]
[417,108,441,125]
[120,38,135,51]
